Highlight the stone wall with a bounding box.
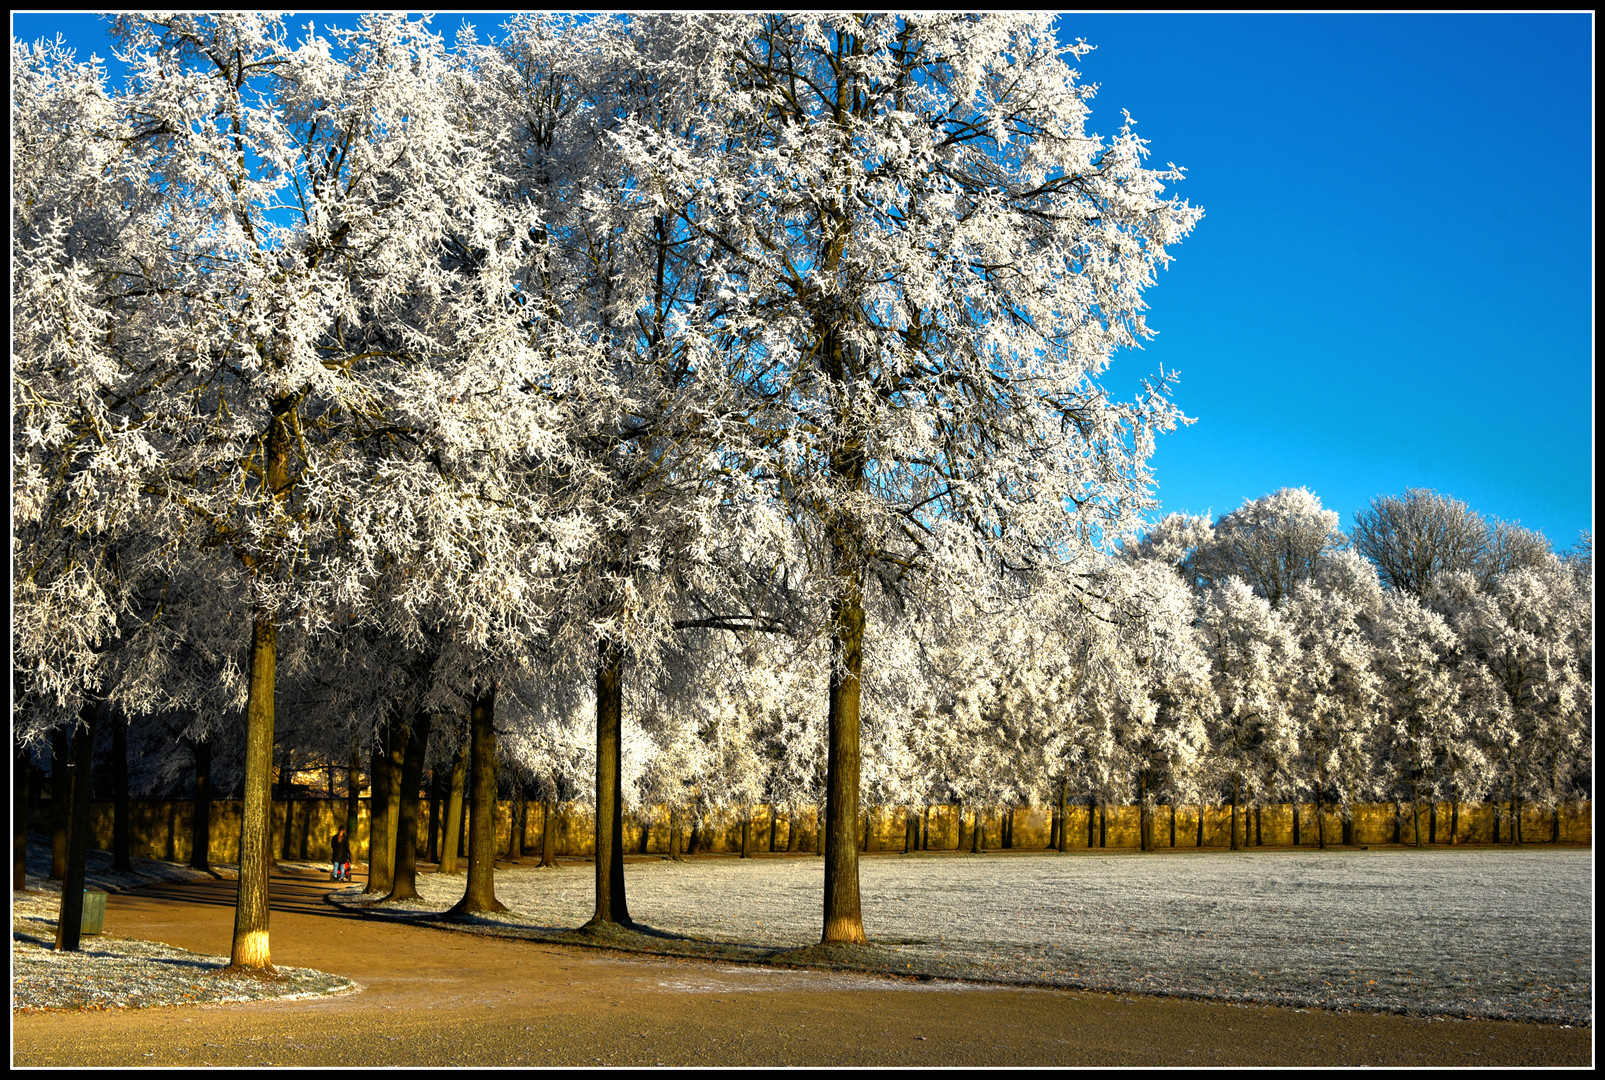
[32,797,1590,865]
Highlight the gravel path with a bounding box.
[353,847,1592,1024]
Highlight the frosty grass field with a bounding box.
[370,848,1590,1025]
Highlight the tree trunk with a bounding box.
[1292,800,1301,846]
[1410,772,1424,848]
[386,712,431,902]
[821,586,867,944]
[539,798,560,867]
[1509,769,1521,846]
[49,727,70,881]
[345,744,361,847]
[973,807,985,854]
[769,808,778,853]
[225,612,278,973]
[108,716,131,872]
[1196,801,1205,848]
[741,812,753,859]
[1254,803,1262,847]
[1170,803,1177,848]
[1057,782,1069,853]
[13,742,29,891]
[1098,802,1107,849]
[1428,799,1437,845]
[276,746,293,864]
[380,717,408,880]
[588,636,630,927]
[506,780,525,864]
[1449,796,1459,846]
[1138,775,1150,852]
[1393,800,1402,844]
[668,802,683,862]
[365,737,391,893]
[686,816,701,856]
[861,805,871,853]
[1316,781,1327,850]
[186,739,212,871]
[450,686,506,914]
[1089,797,1098,848]
[1230,775,1240,852]
[426,770,442,865]
[55,702,97,951]
[438,735,467,874]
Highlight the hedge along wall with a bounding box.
[36,798,1592,865]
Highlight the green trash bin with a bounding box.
[80,889,107,935]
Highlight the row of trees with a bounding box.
[14,14,1202,962]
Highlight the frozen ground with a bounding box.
[356,848,1591,1024]
[12,839,357,1012]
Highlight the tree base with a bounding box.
[447,897,508,916]
[216,963,284,981]
[821,917,868,946]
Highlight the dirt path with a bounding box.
[11,865,1590,1067]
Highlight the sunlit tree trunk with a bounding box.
[450,687,506,914]
[821,585,867,944]
[668,802,683,862]
[226,612,278,973]
[588,636,630,926]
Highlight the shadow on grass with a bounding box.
[324,890,920,980]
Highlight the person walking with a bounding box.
[331,828,351,882]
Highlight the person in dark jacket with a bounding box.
[331,828,351,881]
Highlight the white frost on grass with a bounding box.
[13,839,358,1012]
[374,848,1591,1024]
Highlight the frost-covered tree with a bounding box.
[618,12,1200,942]
[14,13,592,970]
[1195,488,1347,608]
[1283,550,1383,845]
[1371,591,1463,846]
[1351,488,1489,597]
[1429,558,1589,843]
[1198,579,1297,848]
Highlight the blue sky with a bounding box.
[11,13,1594,549]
